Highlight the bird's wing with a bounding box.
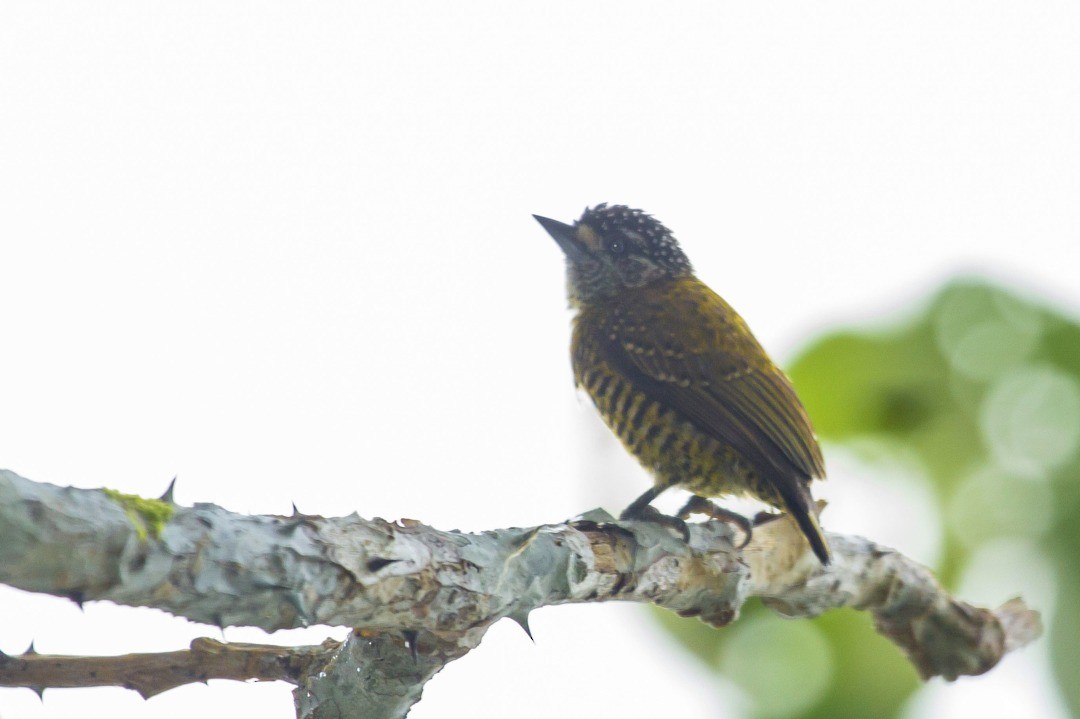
[600,278,825,482]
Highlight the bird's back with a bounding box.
[572,275,829,559]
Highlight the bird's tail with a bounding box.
[781,482,831,565]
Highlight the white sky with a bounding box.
[1,2,1078,718]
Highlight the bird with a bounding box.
[535,204,830,564]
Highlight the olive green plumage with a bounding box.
[536,204,830,564]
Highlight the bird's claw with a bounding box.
[677,496,753,549]
[620,504,691,542]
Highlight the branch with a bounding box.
[0,469,1041,718]
[742,510,1043,680]
[0,637,334,699]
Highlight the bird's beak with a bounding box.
[533,215,586,261]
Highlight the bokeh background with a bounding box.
[1,3,1078,718]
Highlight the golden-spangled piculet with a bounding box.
[535,204,830,564]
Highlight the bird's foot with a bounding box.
[677,496,753,549]
[751,510,781,526]
[619,504,690,542]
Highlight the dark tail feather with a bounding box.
[781,481,831,565]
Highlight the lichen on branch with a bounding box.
[0,469,1042,719]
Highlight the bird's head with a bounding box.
[534,204,692,306]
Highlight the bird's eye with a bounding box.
[608,238,625,254]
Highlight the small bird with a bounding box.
[535,204,830,564]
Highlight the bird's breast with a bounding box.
[571,310,760,497]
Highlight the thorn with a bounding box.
[159,476,177,504]
[278,513,309,533]
[30,685,46,700]
[365,557,399,573]
[66,590,86,610]
[402,630,419,663]
[24,640,37,656]
[281,503,321,531]
[508,611,534,642]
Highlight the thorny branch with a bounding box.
[0,469,1042,719]
[0,637,335,699]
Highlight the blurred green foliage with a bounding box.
[657,277,1080,718]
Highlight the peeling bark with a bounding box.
[0,469,1042,719]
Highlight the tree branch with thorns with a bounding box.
[0,469,1041,719]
